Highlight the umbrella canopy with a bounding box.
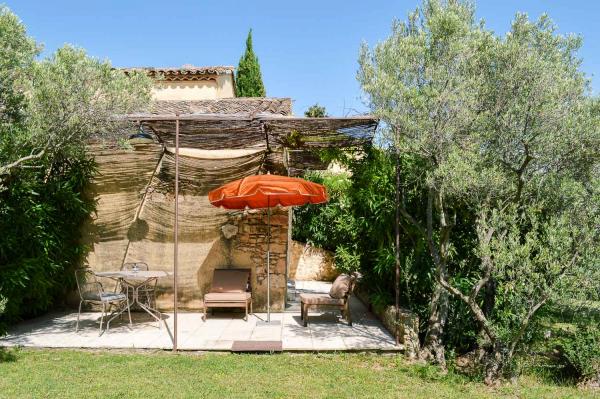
[208,174,328,209]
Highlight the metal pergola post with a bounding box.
[173,116,180,351]
[266,196,271,323]
[257,194,280,326]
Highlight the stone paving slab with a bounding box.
[0,282,401,352]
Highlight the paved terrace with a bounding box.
[0,281,400,352]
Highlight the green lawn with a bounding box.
[0,349,595,399]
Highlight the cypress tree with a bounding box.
[304,104,328,117]
[235,29,266,97]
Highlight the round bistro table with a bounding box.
[95,270,170,327]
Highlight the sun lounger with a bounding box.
[300,272,360,327]
[203,268,252,321]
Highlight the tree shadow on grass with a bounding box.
[0,347,17,363]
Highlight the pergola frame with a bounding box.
[122,112,378,351]
[123,112,377,121]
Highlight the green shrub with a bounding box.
[0,6,149,336]
[0,159,95,334]
[559,323,600,382]
[293,147,482,351]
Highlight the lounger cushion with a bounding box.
[210,269,249,293]
[300,293,345,305]
[329,274,352,299]
[205,292,251,303]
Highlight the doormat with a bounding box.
[231,340,283,352]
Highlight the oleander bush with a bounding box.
[293,147,481,351]
[0,159,96,333]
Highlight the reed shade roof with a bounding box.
[285,149,327,177]
[142,119,266,150]
[264,117,377,149]
[140,148,266,242]
[208,174,328,209]
[157,148,266,195]
[127,114,378,152]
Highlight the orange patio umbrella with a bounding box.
[208,174,328,323]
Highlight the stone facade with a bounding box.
[226,209,289,311]
[83,67,376,314]
[82,66,296,312]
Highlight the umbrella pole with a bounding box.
[267,197,271,322]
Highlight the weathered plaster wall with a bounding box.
[150,75,235,101]
[216,74,236,98]
[151,81,220,101]
[83,143,288,312]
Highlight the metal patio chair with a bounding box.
[75,268,132,335]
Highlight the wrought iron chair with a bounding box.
[75,268,131,335]
[121,262,157,309]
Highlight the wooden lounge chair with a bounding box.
[203,268,252,321]
[300,272,360,327]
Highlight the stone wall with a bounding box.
[226,208,289,311]
[379,305,420,358]
[288,241,338,281]
[355,289,420,358]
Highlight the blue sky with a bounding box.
[5,1,600,116]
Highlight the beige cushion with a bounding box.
[300,293,345,305]
[329,274,352,299]
[210,269,249,293]
[205,292,251,303]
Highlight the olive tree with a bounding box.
[0,6,153,332]
[359,0,600,383]
[0,6,38,174]
[0,6,152,182]
[358,0,485,368]
[436,14,600,383]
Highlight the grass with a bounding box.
[0,348,596,399]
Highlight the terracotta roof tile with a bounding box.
[121,65,235,81]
